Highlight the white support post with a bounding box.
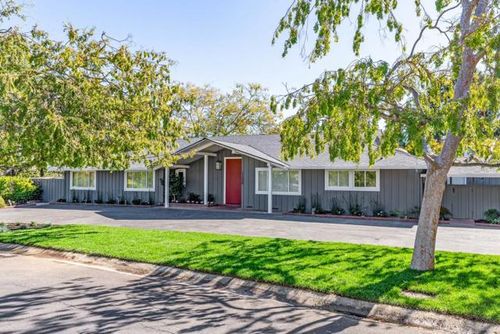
[267,163,272,214]
[164,167,170,208]
[203,154,209,205]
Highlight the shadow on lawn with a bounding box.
[167,238,500,322]
[1,226,499,323]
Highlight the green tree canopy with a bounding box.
[175,83,282,137]
[0,1,184,172]
[273,0,499,270]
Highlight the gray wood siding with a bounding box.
[184,149,236,204]
[242,159,424,214]
[443,184,500,219]
[64,170,164,204]
[33,177,65,202]
[40,157,497,220]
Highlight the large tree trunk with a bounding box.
[410,163,451,270]
[411,135,460,270]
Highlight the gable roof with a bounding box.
[176,137,288,168]
[176,134,427,170]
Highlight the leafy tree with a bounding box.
[176,83,282,137]
[0,1,184,173]
[273,0,499,270]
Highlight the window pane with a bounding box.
[328,171,339,187]
[272,170,288,192]
[126,172,134,188]
[328,170,349,187]
[257,170,268,192]
[127,171,152,189]
[289,170,300,192]
[72,172,94,188]
[87,172,95,188]
[338,171,349,187]
[365,171,376,187]
[147,170,154,189]
[354,171,365,187]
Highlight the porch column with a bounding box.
[203,154,209,205]
[267,163,272,214]
[164,167,169,208]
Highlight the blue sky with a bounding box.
[20,1,439,104]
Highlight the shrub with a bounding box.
[188,192,201,202]
[310,193,324,213]
[132,198,142,205]
[330,198,345,215]
[0,196,6,208]
[169,173,185,202]
[208,193,215,203]
[347,195,365,216]
[370,200,388,217]
[484,209,500,224]
[389,210,403,218]
[407,206,421,219]
[106,198,117,205]
[440,206,452,220]
[0,177,41,203]
[56,198,66,203]
[294,196,306,213]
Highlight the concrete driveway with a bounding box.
[0,204,499,255]
[0,251,439,333]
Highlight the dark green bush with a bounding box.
[330,198,345,215]
[311,193,324,213]
[294,196,306,213]
[370,200,388,217]
[0,177,41,203]
[440,206,452,220]
[484,209,500,224]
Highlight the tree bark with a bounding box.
[410,138,459,270]
[410,0,489,271]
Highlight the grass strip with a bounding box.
[0,224,498,322]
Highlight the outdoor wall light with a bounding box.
[215,160,222,170]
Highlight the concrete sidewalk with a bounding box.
[0,204,499,254]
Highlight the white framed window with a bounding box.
[325,170,350,190]
[124,169,155,192]
[447,177,467,185]
[325,170,380,191]
[70,171,96,190]
[255,168,301,195]
[175,168,187,186]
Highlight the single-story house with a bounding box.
[40,134,500,220]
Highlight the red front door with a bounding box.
[225,159,242,205]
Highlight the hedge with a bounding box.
[0,177,41,203]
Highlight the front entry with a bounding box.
[225,158,242,205]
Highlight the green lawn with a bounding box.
[0,224,498,322]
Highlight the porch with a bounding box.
[165,138,288,213]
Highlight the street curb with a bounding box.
[1,242,498,334]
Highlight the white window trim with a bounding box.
[255,168,302,196]
[70,171,97,191]
[325,169,380,192]
[124,169,155,192]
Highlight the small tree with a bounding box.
[273,0,499,270]
[169,173,185,202]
